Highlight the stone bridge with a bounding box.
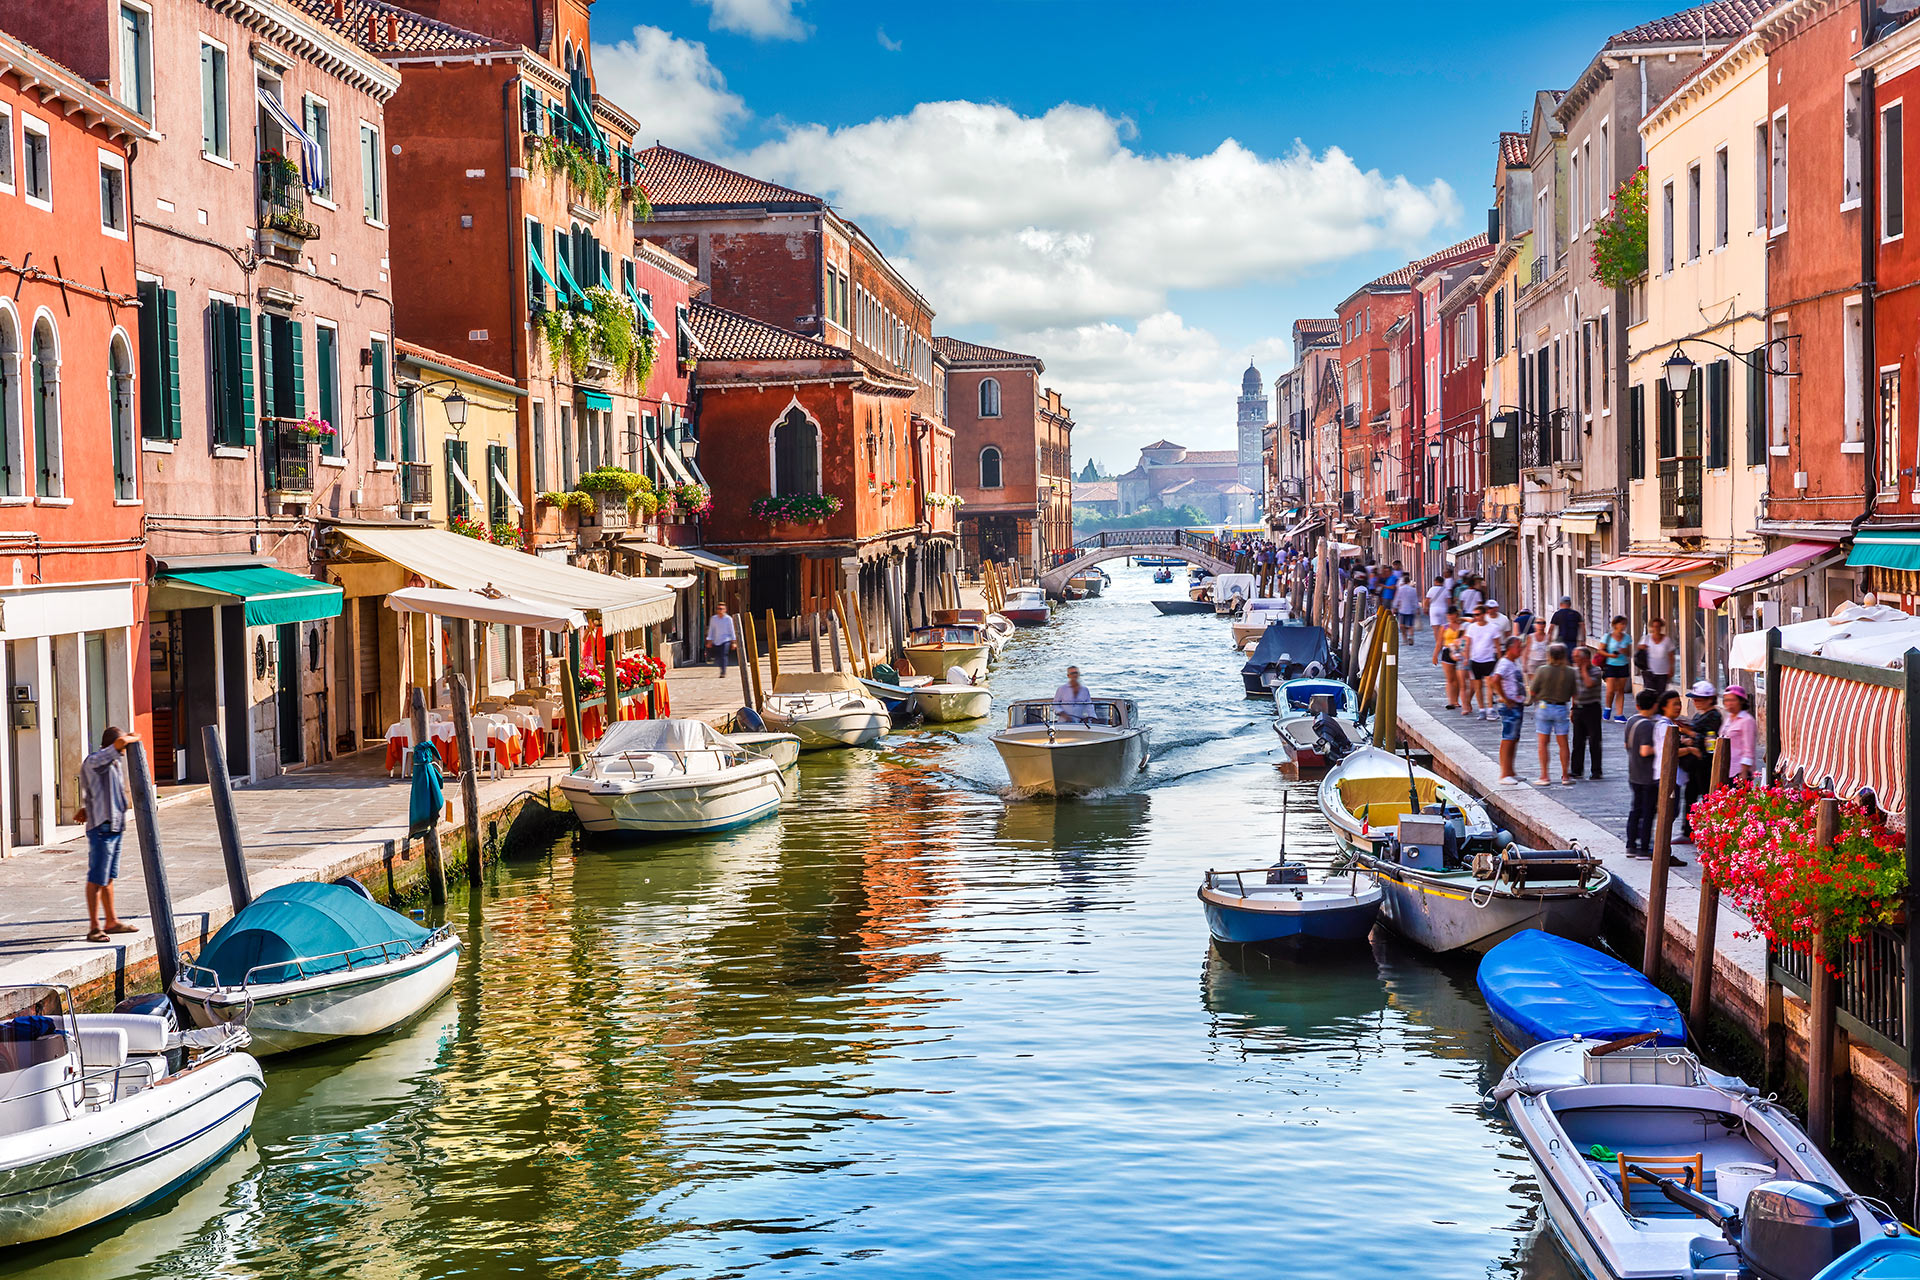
[1039,529,1238,597]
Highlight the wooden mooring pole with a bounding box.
[409,686,448,906]
[764,610,783,688]
[125,741,180,989]
[562,632,586,768]
[1688,737,1731,1031]
[1642,723,1680,978]
[735,615,757,715]
[448,672,485,889]
[200,724,253,913]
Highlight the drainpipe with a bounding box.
[503,75,529,535]
[1858,42,1880,541]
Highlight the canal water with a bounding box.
[24,566,1574,1279]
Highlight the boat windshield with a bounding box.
[0,986,72,1075]
[1008,698,1131,728]
[909,627,979,645]
[592,719,734,758]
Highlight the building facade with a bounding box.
[938,337,1074,570]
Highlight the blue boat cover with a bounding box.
[1813,1236,1920,1280]
[1279,679,1353,712]
[194,882,430,986]
[1241,622,1334,681]
[1477,930,1685,1048]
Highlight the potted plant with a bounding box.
[291,414,335,445]
[749,493,844,527]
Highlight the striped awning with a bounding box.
[1577,554,1717,583]
[1775,665,1907,816]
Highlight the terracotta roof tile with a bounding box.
[931,335,1043,369]
[395,339,517,388]
[1499,132,1529,167]
[687,301,844,361]
[288,0,504,54]
[635,145,821,209]
[1608,0,1778,46]
[1362,232,1493,291]
[1077,480,1119,501]
[1178,450,1238,465]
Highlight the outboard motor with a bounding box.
[1264,862,1309,886]
[1628,1164,1864,1280]
[1312,710,1355,762]
[736,706,768,732]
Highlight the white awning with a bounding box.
[1444,525,1515,562]
[341,525,674,633]
[661,440,697,487]
[386,586,585,633]
[490,462,525,512]
[447,456,483,507]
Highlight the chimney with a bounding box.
[367,14,377,41]
[387,15,397,42]
[333,0,343,19]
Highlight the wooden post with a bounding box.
[409,686,448,905]
[448,672,485,889]
[562,633,586,767]
[764,609,782,689]
[1643,723,1681,978]
[809,610,823,672]
[1378,618,1399,754]
[603,630,622,730]
[1763,625,1783,782]
[828,608,843,671]
[124,742,180,988]
[834,591,864,677]
[200,724,252,914]
[735,616,757,714]
[851,593,876,675]
[1690,736,1731,1031]
[742,612,766,710]
[1808,796,1842,1150]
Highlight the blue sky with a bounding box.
[590,0,1684,471]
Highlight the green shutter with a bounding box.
[161,289,181,439]
[1706,361,1729,469]
[288,320,305,422]
[1656,378,1675,459]
[1746,357,1767,467]
[399,384,414,463]
[137,281,163,440]
[371,339,389,461]
[217,301,242,446]
[237,305,255,445]
[316,326,337,453]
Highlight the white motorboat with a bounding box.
[908,666,992,723]
[1212,573,1257,615]
[0,985,261,1246]
[725,729,803,773]
[902,624,990,680]
[1491,1037,1894,1280]
[761,671,888,749]
[1231,598,1292,647]
[173,881,460,1055]
[935,608,1012,659]
[559,719,785,836]
[1001,586,1050,625]
[990,696,1149,795]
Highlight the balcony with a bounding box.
[264,419,315,497]
[399,460,434,507]
[1340,491,1357,514]
[1520,408,1580,471]
[257,159,318,257]
[1659,456,1703,530]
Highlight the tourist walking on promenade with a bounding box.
[1722,686,1758,781]
[1650,689,1689,863]
[1676,680,1723,841]
[1392,574,1420,644]
[77,726,140,943]
[1569,646,1605,779]
[1494,636,1528,785]
[1527,642,1575,786]
[1436,606,1465,709]
[706,602,736,676]
[1601,616,1633,720]
[1463,604,1503,719]
[1624,689,1660,857]
[1636,617,1675,695]
[1458,575,1483,617]
[1549,595,1583,650]
[1521,617,1551,676]
[1425,575,1450,639]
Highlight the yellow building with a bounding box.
[1628,31,1771,682]
[394,341,525,533]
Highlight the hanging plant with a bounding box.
[489,520,525,548]
[575,466,648,499]
[750,493,843,524]
[1591,166,1648,288]
[534,307,593,378]
[538,489,595,515]
[530,136,618,211]
[673,483,711,516]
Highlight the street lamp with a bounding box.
[1427,439,1444,462]
[1663,347,1696,397]
[442,389,469,430]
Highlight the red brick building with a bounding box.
[937,337,1073,569]
[0,32,150,850]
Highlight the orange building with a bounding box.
[937,338,1073,571]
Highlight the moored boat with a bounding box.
[1816,1237,1920,1279]
[1198,863,1381,948]
[1271,678,1371,769]
[1231,598,1293,648]
[908,671,993,723]
[990,696,1148,795]
[902,624,989,680]
[1001,586,1050,625]
[1241,620,1337,697]
[1152,599,1214,615]
[761,671,889,749]
[558,719,785,836]
[1067,571,1104,597]
[1476,929,1685,1054]
[172,882,461,1054]
[0,985,262,1247]
[1212,573,1257,615]
[726,729,803,772]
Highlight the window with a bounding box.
[1845,76,1864,207]
[1884,101,1905,241]
[1844,299,1865,443]
[1714,146,1730,249]
[1598,119,1610,197]
[99,154,127,237]
[1769,318,1791,448]
[0,105,12,193]
[1600,317,1611,408]
[772,407,820,494]
[531,400,546,492]
[303,95,331,198]
[445,437,471,520]
[207,298,254,447]
[1687,162,1701,262]
[21,117,49,209]
[1706,359,1730,469]
[487,442,510,526]
[359,121,383,221]
[1493,291,1507,357]
[135,281,179,441]
[0,308,19,495]
[979,376,1001,417]
[1882,367,1902,492]
[109,332,135,500]
[255,313,305,445]
[1582,139,1592,225]
[559,404,573,484]
[1570,150,1581,238]
[1755,122,1769,231]
[1771,110,1789,231]
[199,40,228,159]
[369,335,389,459]
[118,4,151,118]
[980,445,1003,489]
[315,324,340,456]
[1662,179,1675,273]
[1628,383,1646,480]
[29,317,61,496]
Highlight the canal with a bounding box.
[25,565,1572,1279]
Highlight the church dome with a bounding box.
[1242,363,1262,395]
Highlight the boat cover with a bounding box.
[194,882,430,986]
[1813,1236,1920,1280]
[1279,679,1352,711]
[592,718,732,756]
[1241,622,1333,681]
[1476,930,1684,1047]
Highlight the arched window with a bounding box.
[980,445,1002,489]
[30,316,60,498]
[109,331,136,500]
[772,406,820,495]
[979,377,1001,418]
[0,307,20,498]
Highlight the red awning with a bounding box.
[1576,555,1718,583]
[1696,541,1838,609]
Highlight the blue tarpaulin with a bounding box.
[1476,929,1685,1051]
[409,742,444,840]
[193,882,430,986]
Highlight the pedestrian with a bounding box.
[1637,616,1675,695]
[1722,685,1758,781]
[1425,574,1450,636]
[1623,690,1660,858]
[1651,688,1689,864]
[1521,617,1551,676]
[706,602,736,677]
[1569,645,1605,779]
[1437,606,1465,710]
[1458,576,1484,617]
[1676,679,1723,840]
[1601,615,1633,721]
[1463,604,1504,719]
[76,726,141,943]
[1392,574,1420,643]
[1549,595,1584,650]
[1494,636,1529,785]
[1483,598,1512,641]
[1528,641,1576,786]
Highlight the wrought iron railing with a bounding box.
[1520,408,1578,470]
[1771,925,1909,1067]
[264,419,315,494]
[1659,456,1703,529]
[257,160,318,240]
[400,460,434,505]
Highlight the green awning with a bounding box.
[578,389,613,411]
[1846,532,1915,571]
[1428,534,1447,550]
[528,243,561,297]
[625,280,660,332]
[1377,516,1436,537]
[554,251,588,308]
[158,565,343,627]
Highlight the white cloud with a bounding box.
[737,100,1458,330]
[877,27,903,52]
[698,0,808,41]
[591,26,748,152]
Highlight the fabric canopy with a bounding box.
[490,462,525,512]
[341,525,673,633]
[679,545,745,579]
[593,718,731,758]
[386,586,585,633]
[619,538,695,571]
[1848,530,1920,572]
[1377,516,1435,536]
[1325,541,1364,559]
[195,882,429,986]
[1444,525,1513,561]
[1725,602,1919,671]
[579,389,613,411]
[1775,664,1909,816]
[448,457,483,507]
[1558,512,1603,536]
[1698,542,1838,609]
[1577,554,1717,583]
[158,564,342,627]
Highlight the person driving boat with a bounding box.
[1053,666,1094,723]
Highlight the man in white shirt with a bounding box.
[705,603,737,677]
[1053,666,1095,722]
[1458,580,1483,616]
[1483,599,1512,639]
[1462,605,1505,721]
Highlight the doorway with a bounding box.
[276,621,302,765]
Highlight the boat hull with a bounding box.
[909,686,992,723]
[764,700,887,749]
[1151,600,1213,616]
[1358,857,1605,953]
[561,764,784,835]
[727,732,802,772]
[176,937,462,1054]
[991,729,1147,795]
[1199,886,1381,946]
[1067,576,1104,597]
[0,1056,262,1246]
[1000,607,1048,625]
[1273,713,1370,769]
[901,644,989,680]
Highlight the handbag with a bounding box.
[1632,647,1650,673]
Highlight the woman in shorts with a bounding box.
[1601,614,1633,721]
[1436,606,1464,709]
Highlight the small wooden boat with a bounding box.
[1476,930,1685,1054]
[1001,586,1050,625]
[1318,747,1610,952]
[934,608,1011,659]
[558,719,784,836]
[908,671,992,723]
[0,985,261,1246]
[1152,599,1214,615]
[761,671,889,749]
[903,623,989,680]
[1231,599,1292,648]
[1241,621,1336,697]
[1189,578,1214,603]
[1199,863,1381,948]
[173,882,460,1054]
[1271,678,1371,769]
[1134,554,1184,567]
[1492,1038,1893,1280]
[990,697,1148,795]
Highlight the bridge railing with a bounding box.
[1059,528,1240,567]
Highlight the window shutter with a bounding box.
[255,311,275,425]
[1707,361,1729,469]
[161,289,181,439]
[137,280,163,440]
[1656,378,1675,459]
[399,384,413,463]
[316,326,336,445]
[1629,385,1646,480]
[371,340,389,461]
[236,306,256,445]
[288,320,305,422]
[1746,356,1767,466]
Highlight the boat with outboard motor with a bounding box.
[1067,569,1106,597]
[1318,747,1610,951]
[1153,567,1174,584]
[172,881,461,1054]
[0,985,262,1246]
[1241,620,1337,697]
[1491,1036,1898,1280]
[1271,679,1372,769]
[760,671,889,749]
[902,623,989,680]
[1199,864,1382,947]
[1231,598,1293,647]
[990,696,1148,795]
[557,718,785,836]
[1001,586,1050,625]
[933,608,1012,660]
[1477,930,1685,1054]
